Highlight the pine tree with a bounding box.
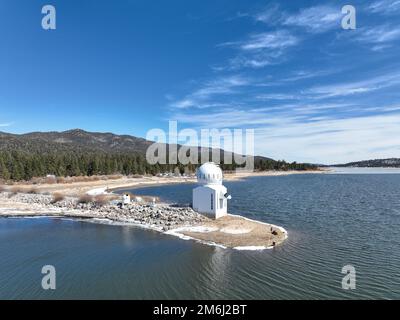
[0,157,10,180]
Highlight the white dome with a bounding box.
[196,162,223,185]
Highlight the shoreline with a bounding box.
[0,170,313,250]
[1,169,325,197]
[0,190,288,250]
[223,169,327,181]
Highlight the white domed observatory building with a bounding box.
[192,162,231,219]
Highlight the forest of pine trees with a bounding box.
[0,150,317,182]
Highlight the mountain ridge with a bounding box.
[0,129,318,181]
[335,158,400,168]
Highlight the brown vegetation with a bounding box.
[130,174,144,179]
[7,186,23,198]
[51,192,65,204]
[140,195,160,203]
[26,187,39,194]
[78,194,94,204]
[23,175,126,185]
[45,176,57,184]
[107,174,124,180]
[94,194,110,206]
[10,186,23,194]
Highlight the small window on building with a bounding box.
[211,194,213,210]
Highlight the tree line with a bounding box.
[0,150,317,181]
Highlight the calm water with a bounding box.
[1,174,400,299]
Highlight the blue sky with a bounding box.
[0,0,400,164]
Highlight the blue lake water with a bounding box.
[1,173,400,299]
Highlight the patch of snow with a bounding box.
[86,187,109,196]
[165,228,226,249]
[227,213,288,238]
[220,227,252,234]
[233,246,273,251]
[177,226,218,233]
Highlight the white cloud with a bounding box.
[256,5,341,33]
[170,99,195,109]
[169,75,250,109]
[307,71,400,98]
[356,25,400,44]
[367,0,400,15]
[166,3,400,163]
[281,69,338,82]
[172,103,400,163]
[254,113,400,164]
[282,5,342,33]
[254,5,342,33]
[229,57,272,69]
[255,4,282,24]
[219,30,299,70]
[193,75,249,98]
[0,122,13,127]
[371,44,392,51]
[240,31,299,51]
[256,93,298,101]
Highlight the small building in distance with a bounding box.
[192,162,231,219]
[122,193,131,204]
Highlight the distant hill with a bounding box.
[0,129,317,181]
[336,158,400,168]
[0,129,153,154]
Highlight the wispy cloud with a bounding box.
[239,31,299,51]
[192,75,249,98]
[256,93,299,101]
[282,5,342,33]
[256,5,342,33]
[254,112,400,163]
[0,122,13,128]
[174,103,400,163]
[219,30,300,70]
[307,71,400,98]
[254,4,282,24]
[367,0,400,15]
[356,25,400,44]
[281,69,340,82]
[167,2,400,163]
[169,75,250,109]
[173,108,290,128]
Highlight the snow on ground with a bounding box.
[220,226,252,234]
[86,187,109,196]
[233,246,273,251]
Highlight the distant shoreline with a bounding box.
[1,170,326,197]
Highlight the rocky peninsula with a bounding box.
[0,175,289,250]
